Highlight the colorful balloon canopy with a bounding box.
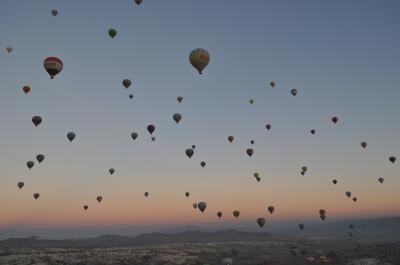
[189,48,210,74]
[43,57,63,79]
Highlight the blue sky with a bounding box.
[0,0,399,239]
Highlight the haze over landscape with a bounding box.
[1,0,399,264]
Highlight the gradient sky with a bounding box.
[1,0,399,239]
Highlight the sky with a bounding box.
[0,0,399,239]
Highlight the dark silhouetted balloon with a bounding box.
[67,132,76,142]
[109,168,115,175]
[200,161,206,168]
[34,193,40,200]
[36,154,45,163]
[299,223,305,230]
[173,113,182,124]
[332,179,338,185]
[352,197,357,202]
[177,96,183,103]
[27,161,34,169]
[108,29,117,38]
[345,191,351,198]
[361,141,367,148]
[131,132,138,140]
[185,148,194,158]
[147,125,155,134]
[185,192,190,197]
[217,211,222,218]
[84,205,88,210]
[122,79,131,89]
[257,218,266,228]
[268,206,275,214]
[129,94,133,100]
[135,0,143,5]
[291,89,297,96]
[51,9,58,16]
[32,116,42,127]
[193,203,198,209]
[246,148,254,157]
[331,116,338,124]
[250,140,254,145]
[17,181,24,189]
[144,192,149,198]
[198,201,207,212]
[97,196,102,203]
[266,124,271,130]
[378,177,384,184]
[310,129,315,135]
[23,86,31,94]
[6,46,13,53]
[270,81,276,88]
[389,156,396,163]
[233,210,240,218]
[228,136,234,143]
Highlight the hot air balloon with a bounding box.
[299,223,305,230]
[147,125,155,134]
[17,181,24,189]
[246,149,254,157]
[36,154,45,163]
[122,79,131,89]
[109,168,115,175]
[200,161,206,168]
[108,28,117,38]
[97,196,102,203]
[249,99,255,104]
[331,116,338,124]
[361,141,367,148]
[23,86,31,94]
[177,96,183,103]
[129,94,133,100]
[33,193,40,200]
[198,202,207,212]
[332,179,338,185]
[345,191,351,198]
[250,140,254,145]
[266,124,271,130]
[222,258,233,265]
[217,212,222,218]
[378,177,384,184]
[134,0,143,5]
[193,203,198,209]
[27,161,34,169]
[43,57,63,79]
[144,192,149,198]
[270,81,276,88]
[151,136,156,141]
[173,113,182,124]
[310,129,315,135]
[268,206,275,214]
[257,218,266,228]
[67,132,76,142]
[319,209,326,215]
[233,210,240,218]
[51,9,58,16]
[185,148,194,158]
[352,197,357,202]
[291,89,297,96]
[254,172,259,178]
[192,145,196,149]
[84,205,88,210]
[131,132,138,140]
[189,48,210,74]
[185,192,190,197]
[6,46,13,53]
[228,136,234,143]
[302,166,308,172]
[389,156,396,163]
[32,116,42,127]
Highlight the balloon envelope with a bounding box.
[189,48,210,74]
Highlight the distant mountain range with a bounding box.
[1,216,399,248]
